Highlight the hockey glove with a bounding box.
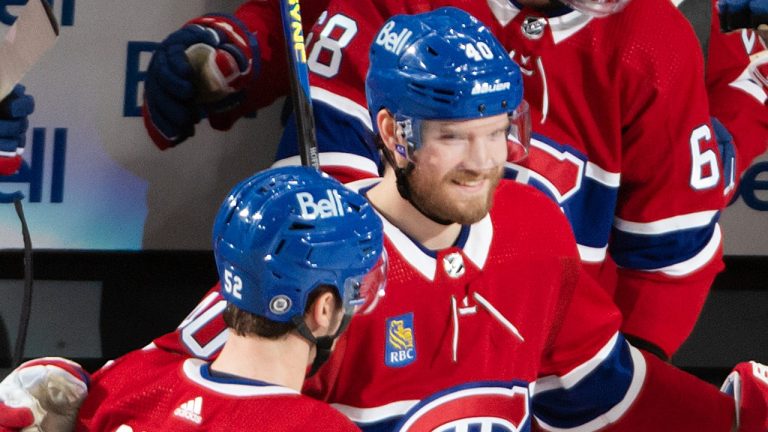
[711,117,738,204]
[722,361,768,432]
[142,14,259,150]
[0,85,33,176]
[748,49,768,92]
[0,357,88,432]
[719,0,768,35]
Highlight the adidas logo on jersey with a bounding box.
[297,190,345,220]
[174,396,203,424]
[375,20,412,56]
[471,81,511,95]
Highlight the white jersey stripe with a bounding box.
[332,399,420,425]
[535,345,647,432]
[585,161,620,187]
[614,210,718,235]
[182,359,298,397]
[577,244,607,263]
[272,152,379,177]
[535,333,620,393]
[654,224,722,276]
[311,86,373,131]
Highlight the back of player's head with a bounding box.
[212,166,386,325]
[365,7,529,159]
[560,0,631,17]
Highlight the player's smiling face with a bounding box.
[406,114,508,224]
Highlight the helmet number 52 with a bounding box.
[223,269,243,300]
[689,124,720,190]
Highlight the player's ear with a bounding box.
[377,109,398,153]
[307,290,339,335]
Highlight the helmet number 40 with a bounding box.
[465,42,494,62]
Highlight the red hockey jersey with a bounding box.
[267,0,725,357]
[75,348,359,431]
[154,179,734,431]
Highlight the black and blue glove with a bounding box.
[719,0,768,32]
[0,84,33,176]
[142,14,259,150]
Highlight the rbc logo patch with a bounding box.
[386,313,416,367]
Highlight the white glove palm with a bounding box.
[0,358,88,432]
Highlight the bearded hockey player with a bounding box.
[140,8,763,431]
[140,0,730,360]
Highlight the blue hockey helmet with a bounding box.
[213,166,386,323]
[366,7,530,161]
[559,0,631,17]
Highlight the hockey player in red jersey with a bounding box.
[140,0,728,360]
[144,9,762,431]
[2,8,768,431]
[22,166,385,432]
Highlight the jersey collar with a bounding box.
[487,0,593,43]
[348,178,494,281]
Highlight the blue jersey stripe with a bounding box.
[610,213,719,270]
[532,335,634,429]
[276,101,381,165]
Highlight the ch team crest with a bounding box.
[394,382,531,431]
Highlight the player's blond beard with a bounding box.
[407,165,503,225]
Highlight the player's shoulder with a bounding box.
[491,180,577,251]
[285,394,360,430]
[493,179,566,218]
[597,0,703,69]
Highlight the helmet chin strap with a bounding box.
[292,314,352,377]
[380,145,454,226]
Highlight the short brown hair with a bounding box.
[222,285,341,340]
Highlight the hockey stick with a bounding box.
[278,0,319,168]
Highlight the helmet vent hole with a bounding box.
[427,45,439,56]
[289,222,315,231]
[274,239,286,256]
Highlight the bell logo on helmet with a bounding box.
[296,189,346,220]
[470,81,511,96]
[375,20,412,56]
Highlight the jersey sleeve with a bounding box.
[706,1,768,181]
[533,262,735,430]
[607,8,726,357]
